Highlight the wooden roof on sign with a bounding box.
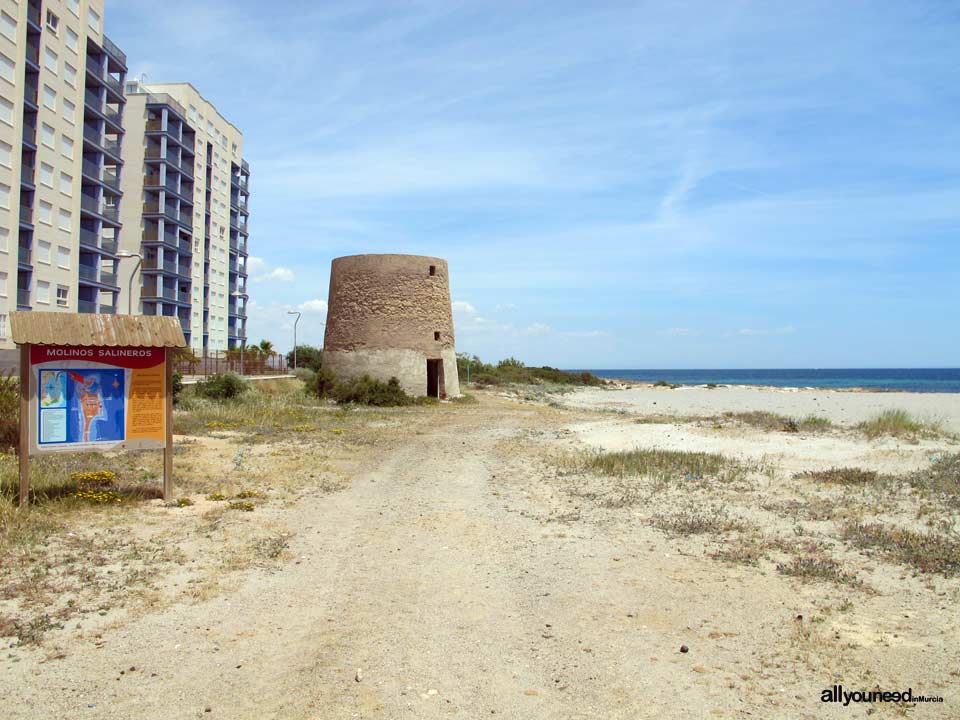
[10,312,187,348]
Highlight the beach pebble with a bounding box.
[680,644,689,653]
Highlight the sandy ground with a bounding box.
[2,390,958,719]
[561,385,960,433]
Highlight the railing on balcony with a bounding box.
[103,74,123,97]
[18,245,31,265]
[179,239,192,255]
[77,299,97,313]
[26,4,41,28]
[100,304,117,315]
[80,195,119,221]
[25,43,39,66]
[101,271,117,286]
[24,82,38,106]
[19,206,32,224]
[78,264,98,281]
[22,123,36,145]
[101,238,118,254]
[17,289,31,308]
[21,165,35,185]
[162,287,177,301]
[101,35,127,66]
[84,89,102,110]
[144,173,162,187]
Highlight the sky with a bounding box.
[104,0,959,368]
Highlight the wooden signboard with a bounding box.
[10,313,185,507]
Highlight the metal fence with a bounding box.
[174,350,290,378]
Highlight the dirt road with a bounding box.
[5,400,948,718]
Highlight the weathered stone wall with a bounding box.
[323,254,460,397]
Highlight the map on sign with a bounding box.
[37,369,125,445]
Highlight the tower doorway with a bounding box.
[426,359,444,398]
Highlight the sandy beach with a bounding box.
[562,383,960,433]
[1,382,957,719]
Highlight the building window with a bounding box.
[434,331,441,341]
[37,240,51,264]
[46,11,59,34]
[0,227,8,252]
[0,97,12,125]
[57,246,70,268]
[37,280,50,304]
[42,85,56,110]
[0,314,7,340]
[0,140,10,168]
[0,183,9,209]
[39,162,53,186]
[66,27,79,52]
[44,47,58,73]
[64,62,76,87]
[62,98,75,123]
[41,124,55,148]
[0,272,6,296]
[38,200,52,224]
[0,53,14,84]
[87,8,101,33]
[61,135,74,159]
[59,172,72,196]
[0,13,15,43]
[56,285,68,306]
[58,209,71,232]
[429,265,436,276]
[68,0,80,17]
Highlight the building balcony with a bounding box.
[84,91,123,130]
[19,206,33,227]
[26,4,41,30]
[79,195,120,224]
[81,159,121,191]
[17,289,31,309]
[20,165,35,189]
[25,43,39,70]
[78,264,119,288]
[82,125,122,159]
[143,202,192,230]
[22,123,37,148]
[24,81,38,109]
[101,35,127,68]
[18,245,31,267]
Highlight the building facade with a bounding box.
[119,80,248,353]
[0,0,127,348]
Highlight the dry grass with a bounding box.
[559,447,752,485]
[796,467,883,486]
[776,554,862,587]
[843,522,960,576]
[650,506,750,536]
[857,409,946,440]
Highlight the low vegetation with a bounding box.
[843,522,960,576]
[857,409,946,440]
[776,554,861,587]
[796,467,882,485]
[458,354,604,388]
[722,411,834,433]
[561,447,752,485]
[193,372,248,400]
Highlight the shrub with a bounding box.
[332,375,412,406]
[0,370,18,452]
[857,409,944,439]
[194,372,248,400]
[286,345,323,372]
[172,370,184,406]
[294,367,316,384]
[307,367,339,399]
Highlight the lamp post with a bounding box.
[116,252,142,315]
[230,290,247,375]
[287,310,301,372]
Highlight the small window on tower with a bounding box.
[434,331,441,341]
[429,265,436,276]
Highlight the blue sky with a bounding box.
[104,0,959,368]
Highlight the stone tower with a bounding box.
[322,254,461,398]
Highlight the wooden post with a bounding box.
[18,343,29,508]
[162,347,173,501]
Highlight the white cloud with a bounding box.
[298,299,328,314]
[494,303,517,312]
[263,267,295,283]
[452,300,477,314]
[524,323,552,336]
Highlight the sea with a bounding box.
[577,369,960,394]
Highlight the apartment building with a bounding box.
[0,0,127,349]
[119,80,249,353]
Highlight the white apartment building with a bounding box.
[119,80,249,353]
[0,0,128,349]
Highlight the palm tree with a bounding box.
[258,339,274,356]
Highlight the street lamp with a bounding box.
[116,251,142,315]
[287,310,301,371]
[230,290,247,375]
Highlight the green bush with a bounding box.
[172,370,184,406]
[456,352,603,387]
[194,372,248,400]
[0,370,18,451]
[332,375,412,406]
[286,345,323,372]
[294,367,316,384]
[307,367,338,398]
